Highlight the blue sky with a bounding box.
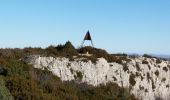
[0,0,170,54]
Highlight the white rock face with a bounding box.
[25,55,170,100]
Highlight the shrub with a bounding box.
[121,88,136,100]
[29,67,60,86]
[70,68,74,74]
[152,79,156,90]
[78,45,132,64]
[0,76,13,100]
[147,73,151,82]
[0,42,138,100]
[155,96,163,100]
[129,74,136,86]
[79,82,137,100]
[156,59,162,64]
[143,54,153,58]
[139,85,144,90]
[145,89,148,92]
[23,47,46,57]
[135,72,140,77]
[0,66,8,76]
[78,46,108,55]
[45,45,59,56]
[75,71,83,80]
[5,75,51,100]
[123,63,129,72]
[46,41,78,57]
[62,41,78,56]
[163,67,168,72]
[161,78,166,82]
[155,70,159,77]
[129,54,140,58]
[136,63,141,71]
[112,76,117,81]
[168,65,170,70]
[67,63,71,68]
[166,84,169,88]
[6,59,30,78]
[148,65,151,70]
[112,53,128,57]
[142,60,149,64]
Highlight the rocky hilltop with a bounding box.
[25,55,170,100]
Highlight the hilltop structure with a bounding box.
[81,31,94,47]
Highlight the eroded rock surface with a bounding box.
[25,55,170,100]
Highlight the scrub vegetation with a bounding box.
[0,41,137,100]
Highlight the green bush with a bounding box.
[156,59,162,64]
[6,59,30,78]
[0,76,13,100]
[136,63,141,71]
[0,67,8,76]
[78,46,132,64]
[163,67,168,72]
[123,63,129,72]
[129,74,136,86]
[147,72,151,82]
[143,54,153,58]
[5,75,52,100]
[142,60,149,64]
[76,71,83,80]
[155,70,159,77]
[45,41,78,58]
[0,42,138,100]
[45,45,59,57]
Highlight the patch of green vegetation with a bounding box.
[155,70,159,77]
[143,54,153,58]
[136,63,141,71]
[163,67,168,72]
[135,72,140,77]
[123,63,129,72]
[142,60,149,64]
[78,46,131,64]
[141,76,144,81]
[129,73,136,86]
[161,78,166,82]
[0,41,138,100]
[148,65,151,70]
[151,79,156,90]
[147,72,151,82]
[67,63,71,68]
[46,41,78,58]
[70,68,74,74]
[167,65,170,70]
[156,59,162,64]
[0,76,13,100]
[6,75,51,100]
[166,84,169,88]
[112,76,117,81]
[139,85,144,90]
[75,71,83,80]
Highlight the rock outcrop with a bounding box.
[25,55,170,100]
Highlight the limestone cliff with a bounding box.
[25,55,170,100]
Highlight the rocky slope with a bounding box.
[25,55,170,100]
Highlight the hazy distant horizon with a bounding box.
[0,0,170,54]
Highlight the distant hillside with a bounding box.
[152,54,170,60]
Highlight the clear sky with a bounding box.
[0,0,170,55]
